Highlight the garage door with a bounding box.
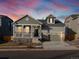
[51,35,61,41]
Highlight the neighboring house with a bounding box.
[0,15,13,43]
[39,14,65,41]
[13,15,42,45]
[65,14,79,41]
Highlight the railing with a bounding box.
[14,32,31,38]
[14,32,22,37]
[23,32,31,38]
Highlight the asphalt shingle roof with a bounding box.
[38,19,64,27]
[14,15,42,25]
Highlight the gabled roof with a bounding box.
[0,15,8,18]
[38,19,63,24]
[14,15,42,25]
[0,15,13,22]
[38,19,65,27]
[65,14,79,23]
[47,20,65,27]
[71,14,79,20]
[46,14,56,18]
[55,20,62,24]
[38,19,46,24]
[47,23,65,27]
[71,14,79,18]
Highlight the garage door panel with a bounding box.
[51,35,61,41]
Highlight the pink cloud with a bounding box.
[25,0,40,8]
[14,9,31,15]
[8,14,19,21]
[52,2,70,11]
[16,0,40,9]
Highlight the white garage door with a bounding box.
[51,35,61,41]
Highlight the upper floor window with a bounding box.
[47,18,54,24]
[50,18,53,23]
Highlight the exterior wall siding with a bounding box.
[65,17,79,41]
[13,24,42,44]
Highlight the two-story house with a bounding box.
[65,14,79,41]
[12,14,65,47]
[39,14,65,42]
[0,15,13,43]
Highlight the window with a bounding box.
[50,18,53,23]
[24,26,30,33]
[17,26,22,32]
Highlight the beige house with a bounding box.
[12,14,65,47]
[39,14,65,41]
[65,14,79,41]
[13,15,42,46]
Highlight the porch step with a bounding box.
[32,38,41,44]
[32,38,42,48]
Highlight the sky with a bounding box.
[0,0,79,22]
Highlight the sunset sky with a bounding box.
[0,0,79,22]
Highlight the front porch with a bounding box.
[13,24,42,47]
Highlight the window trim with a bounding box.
[24,26,30,33]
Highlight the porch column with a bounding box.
[22,24,24,38]
[13,24,15,40]
[31,25,33,38]
[13,25,15,37]
[39,25,42,38]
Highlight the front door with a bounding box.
[34,29,39,37]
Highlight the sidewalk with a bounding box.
[0,41,79,50]
[43,41,79,50]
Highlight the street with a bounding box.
[0,41,79,59]
[0,50,79,59]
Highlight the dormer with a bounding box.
[46,14,56,24]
